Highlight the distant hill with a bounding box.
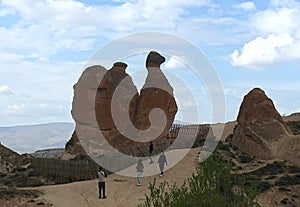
[283,112,300,122]
[30,148,65,158]
[0,122,74,153]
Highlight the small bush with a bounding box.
[0,173,44,187]
[257,181,271,192]
[0,187,40,199]
[286,121,300,135]
[217,143,229,151]
[238,154,254,163]
[278,187,291,192]
[280,198,289,205]
[248,161,286,177]
[275,175,300,186]
[288,165,300,173]
[266,175,277,180]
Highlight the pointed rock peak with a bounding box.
[237,87,283,124]
[231,87,294,160]
[110,62,128,73]
[146,51,165,68]
[248,87,265,94]
[113,62,127,68]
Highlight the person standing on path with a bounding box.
[158,151,167,177]
[97,167,107,199]
[149,140,154,163]
[136,159,144,186]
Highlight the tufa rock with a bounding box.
[64,51,178,158]
[231,88,299,164]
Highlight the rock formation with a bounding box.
[137,52,177,139]
[0,143,29,174]
[64,51,177,158]
[231,88,300,166]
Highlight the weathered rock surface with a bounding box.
[231,88,300,166]
[64,51,177,158]
[0,143,29,174]
[137,52,177,140]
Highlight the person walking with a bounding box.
[97,167,107,199]
[136,159,144,186]
[158,151,167,177]
[149,140,154,163]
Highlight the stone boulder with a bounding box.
[231,88,293,159]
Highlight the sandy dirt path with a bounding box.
[26,148,199,207]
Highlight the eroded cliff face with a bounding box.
[231,88,300,166]
[64,51,177,159]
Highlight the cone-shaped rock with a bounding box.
[231,88,293,159]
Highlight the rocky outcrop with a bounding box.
[64,51,177,158]
[31,148,65,159]
[231,88,300,166]
[0,143,29,174]
[137,52,177,139]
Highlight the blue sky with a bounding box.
[0,0,300,126]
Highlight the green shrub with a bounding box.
[0,187,40,199]
[139,156,259,207]
[286,121,300,135]
[275,174,300,186]
[288,165,300,173]
[257,181,271,192]
[0,173,44,187]
[217,143,229,151]
[248,161,286,177]
[238,154,254,163]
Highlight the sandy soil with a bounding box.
[24,148,199,207]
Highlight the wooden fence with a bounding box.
[30,158,100,184]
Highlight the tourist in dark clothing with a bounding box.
[149,140,154,163]
[136,159,144,186]
[158,151,167,177]
[97,167,107,199]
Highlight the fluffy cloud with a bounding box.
[0,0,211,60]
[231,34,294,68]
[230,0,300,68]
[0,85,13,95]
[164,56,187,70]
[234,1,256,11]
[4,104,25,114]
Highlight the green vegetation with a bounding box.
[286,121,300,135]
[275,174,300,186]
[238,153,254,164]
[0,172,44,187]
[247,161,286,177]
[139,156,259,207]
[0,187,40,199]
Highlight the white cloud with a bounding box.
[230,0,300,68]
[230,34,294,68]
[164,56,186,70]
[0,0,212,59]
[0,85,13,95]
[234,2,256,11]
[252,7,300,36]
[4,104,25,114]
[0,59,83,126]
[181,100,197,110]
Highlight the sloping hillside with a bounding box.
[0,122,74,153]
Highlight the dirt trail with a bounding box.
[25,148,199,207]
